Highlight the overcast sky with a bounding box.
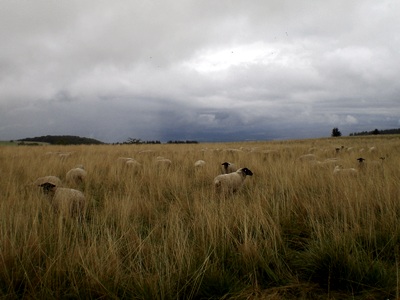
[1,0,399,143]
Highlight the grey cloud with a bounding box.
[0,0,399,143]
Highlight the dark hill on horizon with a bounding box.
[18,135,104,145]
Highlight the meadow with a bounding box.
[0,135,399,299]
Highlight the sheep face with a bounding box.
[40,182,57,194]
[240,167,253,176]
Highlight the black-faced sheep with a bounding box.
[39,182,86,218]
[357,157,385,171]
[214,167,253,193]
[221,162,236,174]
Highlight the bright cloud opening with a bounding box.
[184,42,279,73]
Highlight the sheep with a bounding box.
[221,162,236,174]
[333,165,358,176]
[311,158,341,168]
[261,150,279,156]
[214,167,253,194]
[33,175,62,187]
[155,157,172,167]
[194,160,206,167]
[357,157,366,163]
[297,154,317,162]
[125,159,141,167]
[66,166,87,186]
[58,152,73,160]
[39,182,86,218]
[357,157,385,171]
[138,150,155,154]
[117,157,135,163]
[223,148,243,153]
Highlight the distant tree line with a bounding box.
[349,128,400,136]
[167,140,199,144]
[118,138,161,145]
[18,135,104,145]
[113,138,199,145]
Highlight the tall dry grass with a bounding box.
[0,136,399,299]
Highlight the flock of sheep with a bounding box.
[299,145,385,176]
[33,144,384,219]
[34,156,254,219]
[33,165,87,218]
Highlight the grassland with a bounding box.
[0,135,399,299]
[0,141,18,146]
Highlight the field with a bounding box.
[1,135,399,299]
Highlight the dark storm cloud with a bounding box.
[0,0,399,142]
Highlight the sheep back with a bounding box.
[194,160,206,167]
[66,167,87,185]
[33,176,62,187]
[53,187,86,217]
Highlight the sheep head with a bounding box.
[221,162,230,167]
[238,167,253,177]
[39,182,57,194]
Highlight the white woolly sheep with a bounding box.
[214,167,253,193]
[66,166,87,185]
[221,162,236,174]
[308,147,318,153]
[155,157,172,167]
[311,158,341,168]
[223,148,243,153]
[138,150,155,154]
[125,159,141,167]
[333,165,358,176]
[297,154,317,162]
[58,152,73,160]
[39,182,86,218]
[261,150,279,156]
[117,157,135,163]
[33,175,62,187]
[194,160,206,167]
